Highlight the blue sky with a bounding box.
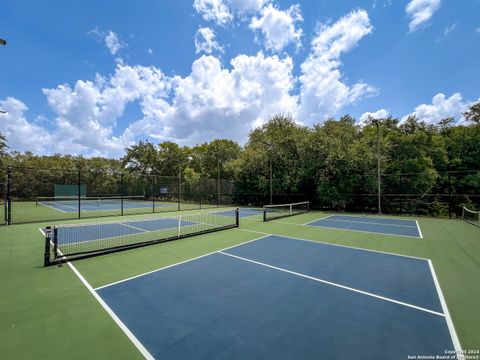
[0,0,479,157]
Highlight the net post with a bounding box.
[307,201,310,213]
[235,208,239,227]
[6,165,12,225]
[43,226,52,267]
[263,208,266,222]
[177,215,182,237]
[53,227,59,261]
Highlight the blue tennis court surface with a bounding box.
[216,208,263,218]
[39,200,173,213]
[54,218,198,244]
[96,235,457,359]
[307,214,422,238]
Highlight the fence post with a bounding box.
[7,165,12,225]
[77,170,81,219]
[178,170,181,211]
[151,176,155,214]
[199,177,202,209]
[448,168,452,219]
[120,173,124,216]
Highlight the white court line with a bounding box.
[257,214,421,239]
[38,228,154,360]
[235,228,429,261]
[303,222,421,239]
[67,261,154,359]
[38,201,69,213]
[309,214,419,226]
[41,225,428,265]
[52,222,207,248]
[318,217,418,228]
[49,201,79,211]
[302,214,335,225]
[119,222,149,233]
[95,234,271,291]
[416,220,424,239]
[428,260,463,358]
[219,251,444,317]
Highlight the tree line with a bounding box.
[1,101,479,215]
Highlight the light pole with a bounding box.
[372,119,382,214]
[0,39,7,114]
[215,143,221,207]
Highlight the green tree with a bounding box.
[463,101,480,124]
[122,140,159,175]
[191,139,241,179]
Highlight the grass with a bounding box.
[0,208,479,359]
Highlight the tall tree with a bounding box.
[122,140,159,175]
[463,101,480,124]
[191,139,241,179]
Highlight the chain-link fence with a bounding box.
[2,166,479,225]
[309,170,480,217]
[3,166,239,224]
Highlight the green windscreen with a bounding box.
[54,184,86,197]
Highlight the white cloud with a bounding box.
[193,0,268,24]
[0,97,52,153]
[475,27,480,34]
[226,0,266,14]
[89,27,127,55]
[402,93,471,124]
[41,64,171,157]
[298,9,376,125]
[195,27,223,54]
[249,4,303,52]
[147,48,153,54]
[2,52,298,157]
[359,109,389,124]
[104,31,126,55]
[406,0,441,33]
[443,22,457,36]
[124,52,297,145]
[193,0,233,25]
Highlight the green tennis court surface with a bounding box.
[1,209,479,358]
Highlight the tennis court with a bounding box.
[37,197,170,213]
[95,234,456,359]
[216,207,264,218]
[307,214,422,238]
[2,205,479,359]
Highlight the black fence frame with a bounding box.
[3,165,479,225]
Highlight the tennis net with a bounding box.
[263,201,309,221]
[43,209,239,266]
[36,195,146,207]
[462,206,479,227]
